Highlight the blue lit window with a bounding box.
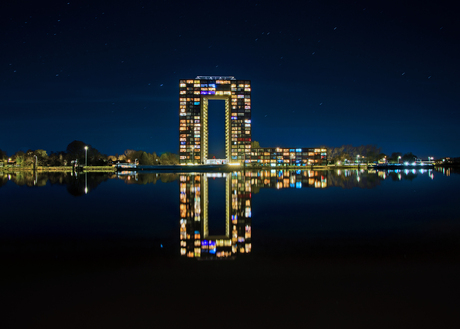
[194,102,200,105]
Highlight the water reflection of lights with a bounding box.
[372,168,441,180]
[205,172,227,178]
[179,170,327,260]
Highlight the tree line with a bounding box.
[0,141,423,167]
[326,145,419,163]
[0,140,179,167]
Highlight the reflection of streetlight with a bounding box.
[84,146,88,167]
[85,172,88,194]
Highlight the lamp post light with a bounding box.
[84,146,88,167]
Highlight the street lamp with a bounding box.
[84,146,88,167]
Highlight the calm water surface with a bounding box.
[2,168,459,328]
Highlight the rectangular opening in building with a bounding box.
[207,177,227,236]
[207,100,226,159]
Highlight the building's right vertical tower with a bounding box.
[230,79,252,162]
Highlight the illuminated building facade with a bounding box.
[249,147,327,166]
[179,76,252,165]
[179,172,252,259]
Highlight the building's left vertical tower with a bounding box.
[179,79,202,164]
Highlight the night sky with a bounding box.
[1,0,458,158]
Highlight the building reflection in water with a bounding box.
[179,170,327,260]
[179,172,251,260]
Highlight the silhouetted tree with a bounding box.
[327,144,381,163]
[159,152,179,165]
[0,149,7,160]
[402,152,417,162]
[389,152,402,163]
[66,140,105,165]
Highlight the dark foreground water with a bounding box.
[1,168,459,328]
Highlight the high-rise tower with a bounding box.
[179,76,251,164]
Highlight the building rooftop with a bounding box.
[195,76,236,80]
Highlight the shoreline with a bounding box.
[0,166,116,173]
[1,163,456,173]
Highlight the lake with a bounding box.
[2,168,459,328]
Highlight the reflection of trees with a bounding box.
[66,178,86,197]
[388,172,418,181]
[0,171,47,187]
[0,172,112,196]
[0,174,7,188]
[327,171,382,189]
[435,166,460,175]
[65,173,111,197]
[119,173,179,185]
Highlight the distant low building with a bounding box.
[249,147,327,166]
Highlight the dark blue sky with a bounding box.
[1,0,458,158]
